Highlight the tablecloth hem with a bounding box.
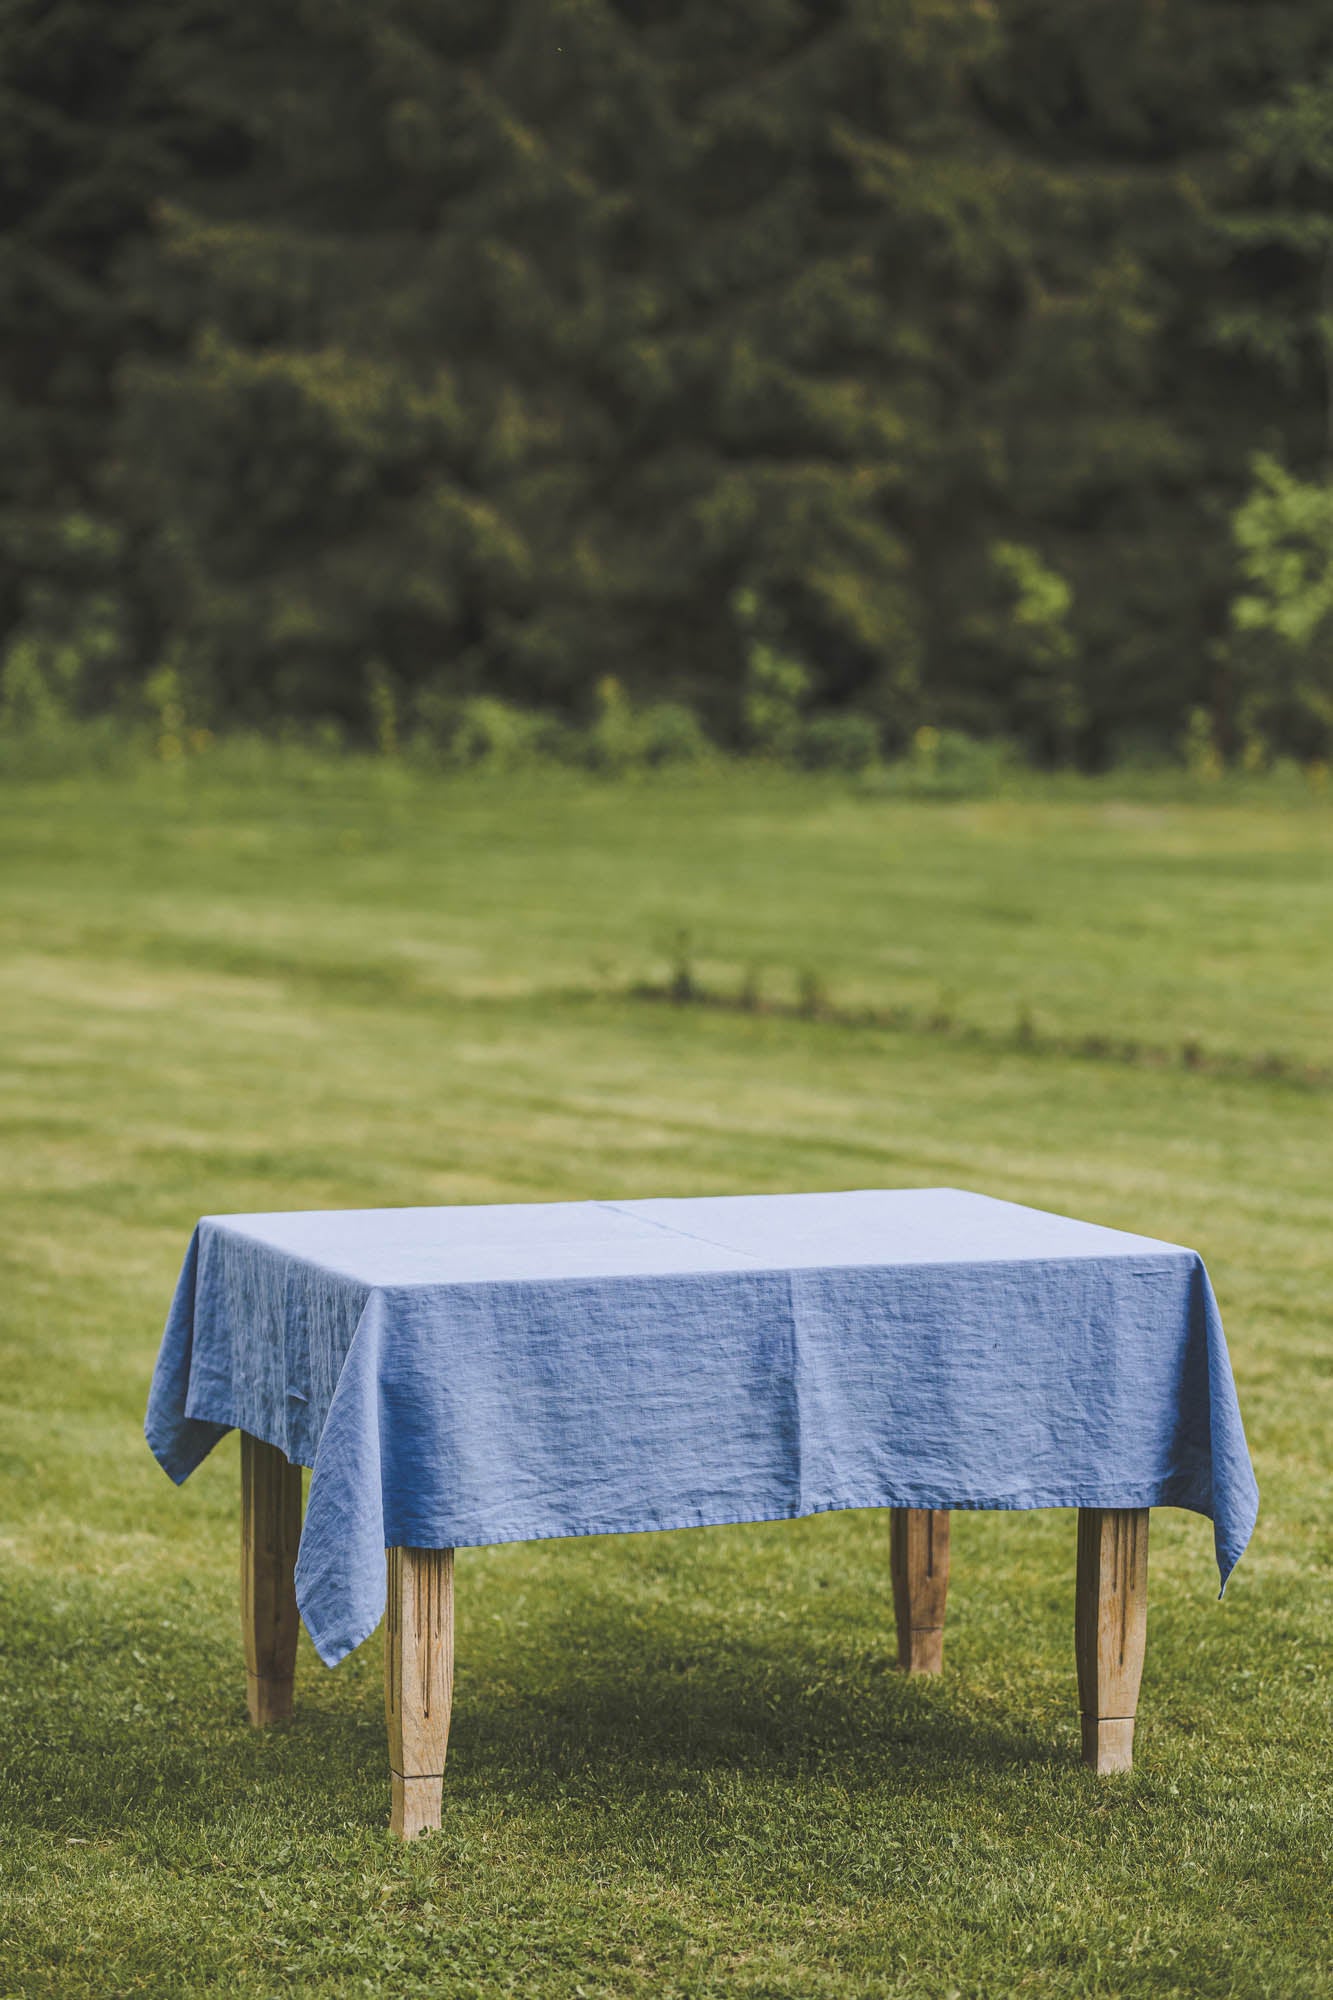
[176,1396,318,1472]
[144,1413,230,1486]
[155,1404,1222,1535]
[383,1482,1219,1551]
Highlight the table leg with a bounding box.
[240,1432,303,1726]
[1075,1507,1149,1773]
[385,1546,454,1839]
[890,1507,950,1673]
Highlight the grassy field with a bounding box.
[0,756,1329,1999]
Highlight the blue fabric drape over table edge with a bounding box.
[146,1205,1259,1669]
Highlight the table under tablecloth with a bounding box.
[145,1188,1258,1666]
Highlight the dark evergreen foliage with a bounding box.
[3,0,1331,756]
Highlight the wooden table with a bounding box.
[240,1432,1148,1838]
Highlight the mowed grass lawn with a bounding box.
[0,757,1329,1999]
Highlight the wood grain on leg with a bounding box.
[1076,1507,1149,1773]
[385,1546,454,1838]
[240,1432,303,1726]
[891,1508,950,1673]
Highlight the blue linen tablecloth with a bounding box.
[146,1188,1258,1667]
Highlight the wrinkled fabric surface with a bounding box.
[146,1187,1258,1666]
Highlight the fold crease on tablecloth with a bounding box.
[145,1201,1259,1668]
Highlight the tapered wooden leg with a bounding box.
[385,1546,454,1838]
[240,1432,303,1726]
[1076,1507,1149,1773]
[891,1507,950,1673]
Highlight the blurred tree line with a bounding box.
[3,0,1333,764]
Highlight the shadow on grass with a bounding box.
[1,1569,1068,1846]
[448,1641,1066,1802]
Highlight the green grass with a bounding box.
[0,757,1329,1999]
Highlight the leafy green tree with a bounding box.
[115,0,989,737]
[1212,60,1333,760]
[957,542,1080,764]
[6,0,1333,756]
[1215,63,1333,460]
[1228,452,1333,760]
[0,0,239,712]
